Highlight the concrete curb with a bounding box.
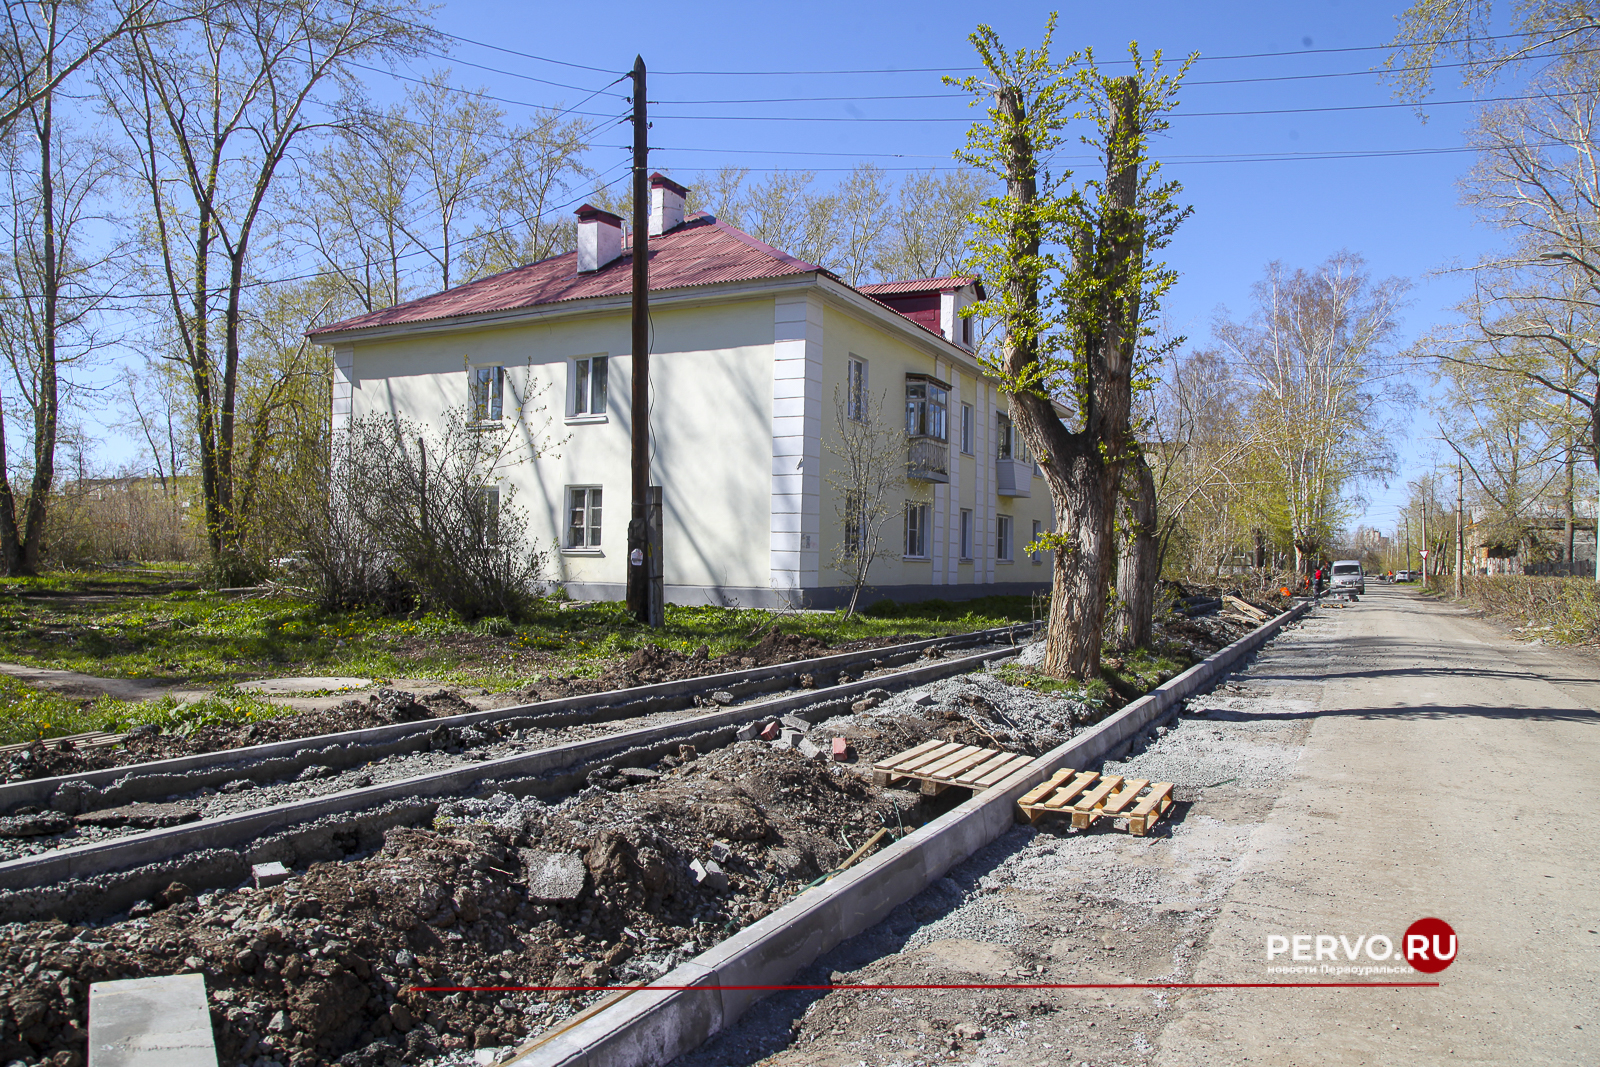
[0,639,1033,894]
[515,600,1312,1067]
[0,625,1034,812]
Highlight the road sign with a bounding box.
[1420,549,1429,558]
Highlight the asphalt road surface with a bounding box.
[677,584,1598,1067]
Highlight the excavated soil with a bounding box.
[0,683,1045,1067]
[1,691,479,784]
[1,631,923,785]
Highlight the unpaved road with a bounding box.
[677,585,1599,1067]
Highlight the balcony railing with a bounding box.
[907,436,949,482]
[996,456,1032,497]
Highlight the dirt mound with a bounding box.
[523,632,920,700]
[0,731,939,1065]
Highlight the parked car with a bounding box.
[1394,569,1416,582]
[1329,559,1365,595]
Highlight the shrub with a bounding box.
[1457,575,1600,643]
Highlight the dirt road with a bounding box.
[676,585,1599,1067]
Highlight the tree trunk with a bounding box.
[21,74,59,575]
[1113,453,1157,650]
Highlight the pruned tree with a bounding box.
[948,17,1192,679]
[1112,452,1157,649]
[824,383,905,619]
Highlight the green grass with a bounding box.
[0,580,1037,742]
[0,680,287,747]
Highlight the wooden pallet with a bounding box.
[0,730,127,756]
[1016,768,1175,835]
[872,740,1033,795]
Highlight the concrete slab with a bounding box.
[88,973,217,1067]
[234,676,372,694]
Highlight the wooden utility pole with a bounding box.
[625,55,661,626]
[1455,462,1465,597]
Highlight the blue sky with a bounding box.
[386,0,1503,537]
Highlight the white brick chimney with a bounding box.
[649,173,688,236]
[575,204,624,273]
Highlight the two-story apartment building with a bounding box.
[309,174,1054,609]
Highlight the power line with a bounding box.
[647,28,1535,76]
[646,86,1595,123]
[416,48,629,98]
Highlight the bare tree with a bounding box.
[0,1,121,574]
[100,0,430,580]
[878,169,990,279]
[1217,254,1408,575]
[831,162,892,287]
[824,383,906,619]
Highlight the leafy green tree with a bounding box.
[947,17,1191,679]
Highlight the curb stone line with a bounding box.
[515,600,1312,1067]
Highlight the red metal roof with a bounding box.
[312,213,825,337]
[856,276,981,297]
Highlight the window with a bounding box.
[1031,520,1043,564]
[997,412,1031,463]
[477,487,500,546]
[566,486,602,549]
[905,502,929,558]
[997,515,1013,562]
[843,490,865,555]
[961,316,972,348]
[960,509,974,561]
[846,357,868,422]
[470,365,504,421]
[960,403,973,454]
[572,356,608,416]
[905,377,948,440]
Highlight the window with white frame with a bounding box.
[960,403,973,454]
[476,487,500,546]
[566,486,602,549]
[905,377,948,439]
[470,365,504,421]
[1031,519,1043,564]
[960,508,974,560]
[846,357,868,422]
[996,411,1013,459]
[997,515,1013,561]
[905,502,929,558]
[571,356,609,416]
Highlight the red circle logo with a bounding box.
[1403,917,1458,973]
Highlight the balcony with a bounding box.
[907,436,949,482]
[996,456,1032,497]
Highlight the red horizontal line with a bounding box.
[407,982,1439,993]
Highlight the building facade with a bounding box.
[310,175,1055,609]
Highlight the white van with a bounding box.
[1329,560,1365,595]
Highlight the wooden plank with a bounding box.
[1018,769,1074,808]
[1130,789,1174,836]
[925,747,998,782]
[943,749,1017,785]
[1129,782,1174,818]
[965,754,1034,788]
[1071,775,1124,813]
[1101,779,1151,815]
[870,738,945,775]
[916,744,990,779]
[893,741,969,775]
[1225,595,1270,620]
[919,778,952,796]
[1042,771,1100,809]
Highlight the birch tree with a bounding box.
[1216,254,1407,574]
